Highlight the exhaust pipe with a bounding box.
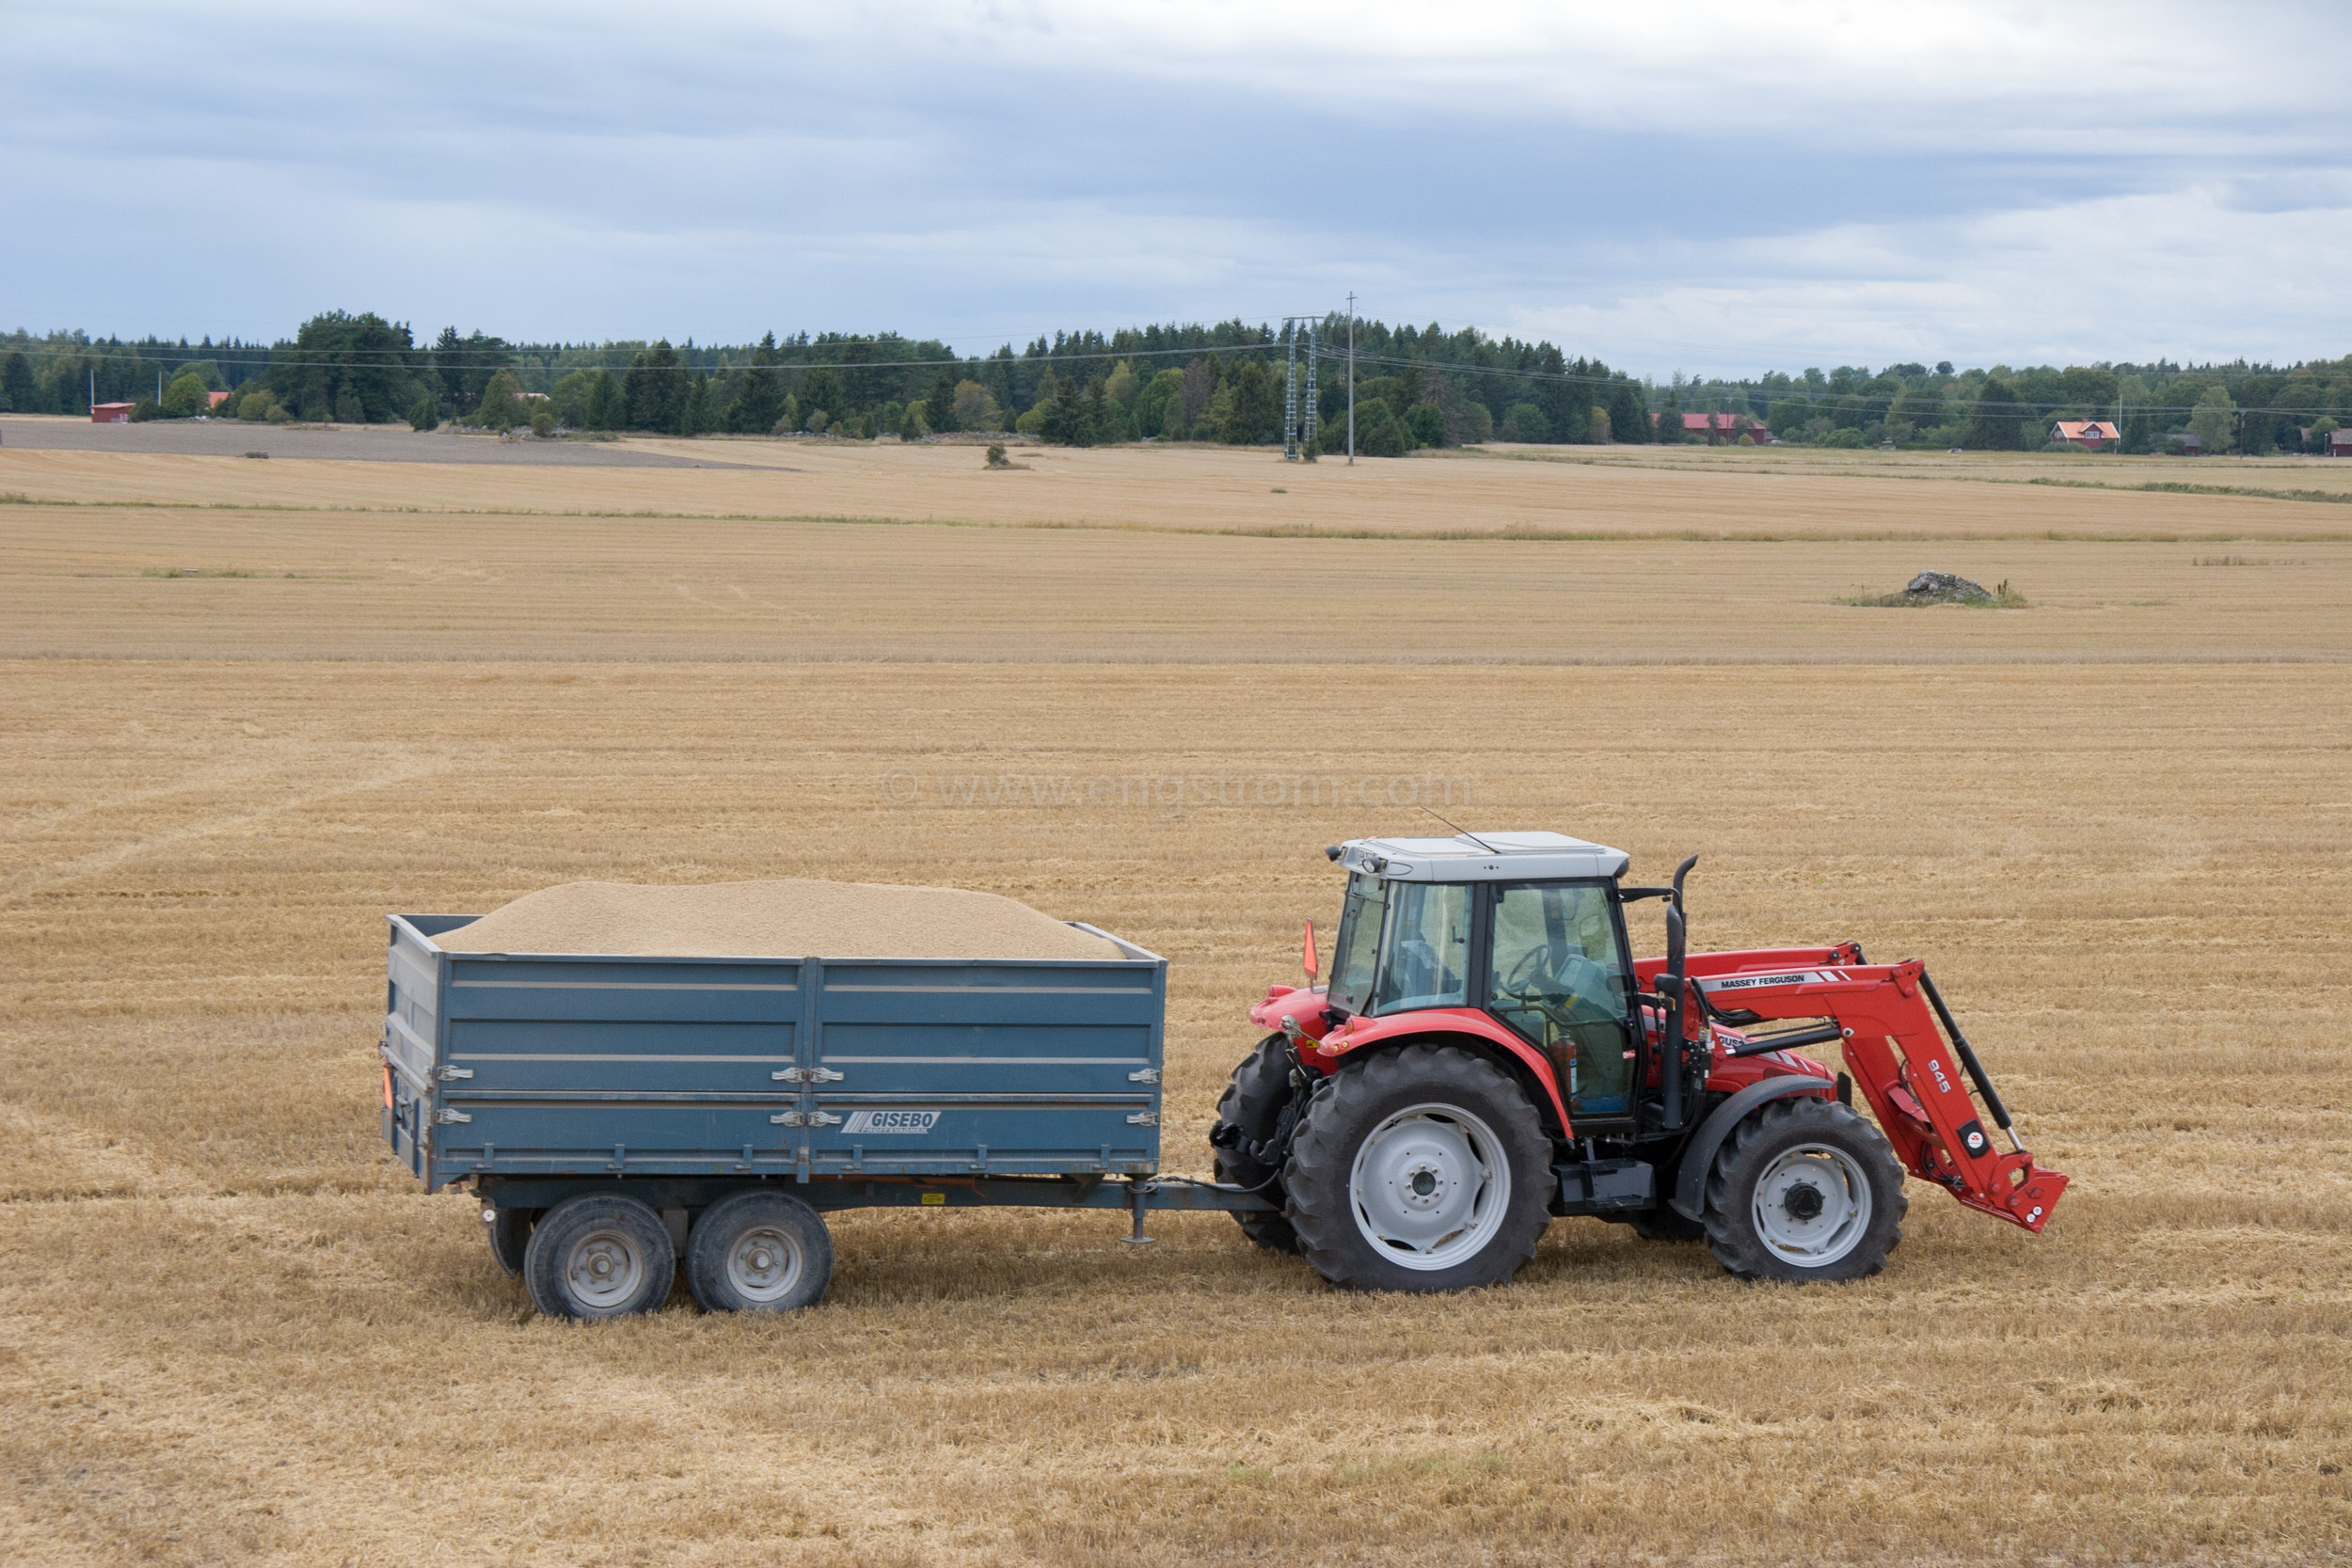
[1658,855,1698,1132]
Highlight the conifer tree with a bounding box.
[727,333,784,434]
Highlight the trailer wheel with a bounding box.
[1283,1044,1551,1292]
[1211,1034,1301,1254]
[485,1206,537,1276]
[1702,1097,1907,1283]
[686,1191,834,1314]
[522,1194,675,1320]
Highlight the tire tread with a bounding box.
[1702,1097,1907,1283]
[1283,1043,1550,1292]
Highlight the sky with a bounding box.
[5,0,2349,377]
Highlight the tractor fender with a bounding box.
[1310,1008,1570,1140]
[1668,1074,1837,1222]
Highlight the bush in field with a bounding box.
[238,391,274,421]
[161,371,210,419]
[1352,399,1407,456]
[1501,403,1550,442]
[2187,386,2235,455]
[958,381,1007,432]
[408,394,440,432]
[1407,402,1445,449]
[474,370,524,432]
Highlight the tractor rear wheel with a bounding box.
[1211,1035,1300,1254]
[1702,1097,1906,1283]
[1283,1044,1551,1292]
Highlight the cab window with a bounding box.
[1325,873,1389,1016]
[1371,881,1470,1013]
[1486,882,1634,1117]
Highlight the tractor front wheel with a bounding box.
[1283,1044,1551,1292]
[1703,1097,1906,1283]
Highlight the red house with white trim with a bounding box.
[2051,420,2119,449]
[1667,412,1771,445]
[90,403,134,423]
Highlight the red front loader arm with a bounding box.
[1665,950,2069,1232]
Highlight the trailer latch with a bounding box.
[434,1108,472,1125]
[1128,1068,1160,1084]
[437,1066,474,1081]
[770,1110,842,1127]
[771,1068,845,1084]
[1127,1112,1159,1127]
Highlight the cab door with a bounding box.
[1481,881,1638,1126]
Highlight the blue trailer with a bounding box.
[382,912,1270,1317]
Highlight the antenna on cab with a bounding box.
[1419,805,1499,854]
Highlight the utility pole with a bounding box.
[1346,291,1356,465]
[1303,320,1317,460]
[1283,323,1299,461]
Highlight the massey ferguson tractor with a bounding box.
[1209,831,2068,1287]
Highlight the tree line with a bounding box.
[4,313,2346,455]
[0,312,1657,451]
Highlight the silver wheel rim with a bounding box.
[564,1226,647,1309]
[724,1222,805,1305]
[1751,1143,1873,1267]
[1347,1101,1512,1271]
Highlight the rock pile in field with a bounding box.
[1903,570,1992,603]
[434,879,1122,961]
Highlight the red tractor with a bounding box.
[1209,832,2068,1288]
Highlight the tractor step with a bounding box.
[1552,1159,1654,1214]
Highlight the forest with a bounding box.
[3,312,2347,455]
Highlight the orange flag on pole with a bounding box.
[1302,920,1318,979]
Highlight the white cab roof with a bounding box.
[1335,831,1630,882]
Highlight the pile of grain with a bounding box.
[433,879,1121,961]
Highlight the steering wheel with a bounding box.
[1501,945,1559,999]
[1500,947,1593,1027]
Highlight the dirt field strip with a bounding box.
[5,502,2349,664]
[2,442,2348,1566]
[9,434,2352,541]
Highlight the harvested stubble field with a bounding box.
[2,431,2348,1567]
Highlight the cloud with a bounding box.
[2,0,2346,371]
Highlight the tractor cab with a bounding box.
[1318,831,1645,1127]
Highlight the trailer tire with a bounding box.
[1211,1034,1301,1254]
[685,1191,834,1314]
[486,1206,537,1276]
[522,1194,675,1320]
[1283,1044,1551,1292]
[1703,1097,1906,1283]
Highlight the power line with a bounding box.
[10,329,2343,420]
[4,337,1298,377]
